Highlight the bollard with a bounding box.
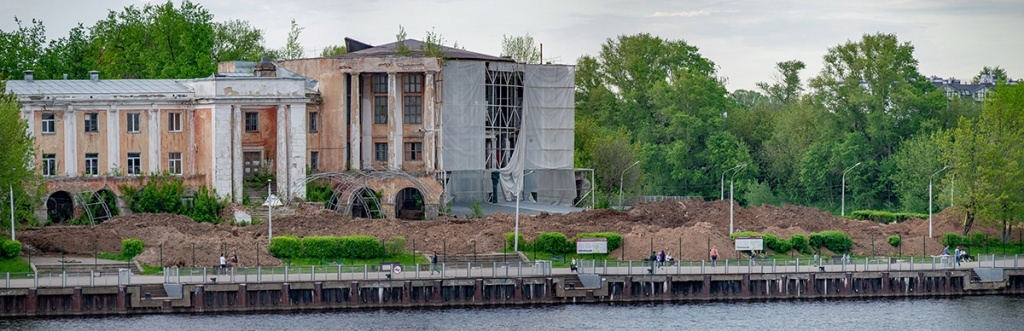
[910,257,914,271]
[701,260,704,274]
[725,260,729,273]
[34,271,38,288]
[518,262,522,277]
[772,259,776,273]
[203,268,207,283]
[887,258,891,271]
[364,264,368,280]
[796,258,799,272]
[285,266,289,282]
[628,261,632,275]
[257,266,262,282]
[312,266,316,281]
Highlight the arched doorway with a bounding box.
[395,187,425,220]
[46,191,74,224]
[350,188,383,219]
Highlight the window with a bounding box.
[127,153,141,175]
[404,142,422,161]
[245,112,259,132]
[308,112,319,133]
[168,152,182,175]
[85,153,98,176]
[310,151,320,171]
[84,113,98,133]
[404,96,422,124]
[373,96,388,124]
[403,74,423,94]
[42,113,55,134]
[374,142,388,162]
[126,112,140,133]
[168,112,182,132]
[42,154,56,176]
[372,74,388,94]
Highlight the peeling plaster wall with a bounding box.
[158,109,191,175]
[275,58,348,172]
[33,108,66,175]
[119,109,150,174]
[76,110,108,176]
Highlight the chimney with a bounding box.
[254,57,277,78]
[23,70,34,82]
[89,70,100,82]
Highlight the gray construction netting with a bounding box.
[441,61,576,205]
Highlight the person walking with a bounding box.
[710,247,719,267]
[430,251,440,275]
[571,258,578,273]
[954,247,961,267]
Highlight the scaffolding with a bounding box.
[484,63,524,170]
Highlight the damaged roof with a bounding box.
[336,38,514,62]
[5,79,191,96]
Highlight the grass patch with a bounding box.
[0,258,32,273]
[280,253,429,266]
[139,264,163,275]
[97,252,132,262]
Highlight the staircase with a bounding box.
[965,268,1007,290]
[139,284,169,300]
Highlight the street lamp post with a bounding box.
[618,161,641,210]
[267,179,273,244]
[841,162,862,217]
[9,167,13,241]
[514,171,535,252]
[929,166,950,238]
[729,164,747,235]
[721,164,744,200]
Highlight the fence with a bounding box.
[4,254,1023,288]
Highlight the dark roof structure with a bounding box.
[337,38,513,62]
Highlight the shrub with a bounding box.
[269,235,303,259]
[339,235,382,259]
[503,232,528,251]
[302,236,342,259]
[577,232,622,252]
[729,231,761,240]
[967,233,986,247]
[764,233,794,254]
[888,235,902,248]
[850,210,926,223]
[790,234,810,254]
[186,186,226,224]
[814,230,852,254]
[384,236,406,257]
[120,176,224,223]
[306,180,333,203]
[121,238,145,258]
[808,232,824,249]
[534,232,574,254]
[941,233,964,248]
[1,239,21,259]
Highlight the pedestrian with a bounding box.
[571,258,578,273]
[658,250,665,268]
[649,251,657,274]
[430,251,440,275]
[231,253,238,267]
[219,254,227,274]
[710,247,719,267]
[813,252,820,266]
[954,246,961,267]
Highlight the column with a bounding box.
[107,107,120,173]
[148,106,161,173]
[423,72,437,171]
[340,73,350,171]
[64,106,78,176]
[349,73,362,170]
[387,72,402,170]
[276,105,287,197]
[231,105,243,202]
[287,103,308,200]
[22,108,34,141]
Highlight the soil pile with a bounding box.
[18,199,994,267]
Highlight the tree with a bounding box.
[0,80,38,229]
[971,66,1010,84]
[394,25,412,56]
[889,133,944,213]
[756,60,806,106]
[212,19,271,62]
[0,17,47,80]
[280,19,305,59]
[940,83,1024,240]
[320,44,347,57]
[500,34,540,64]
[37,23,93,80]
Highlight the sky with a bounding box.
[1,0,1021,91]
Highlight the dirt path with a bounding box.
[17,199,993,267]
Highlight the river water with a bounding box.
[2,296,1022,330]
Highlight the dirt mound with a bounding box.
[18,199,992,267]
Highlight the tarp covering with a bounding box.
[442,61,486,171]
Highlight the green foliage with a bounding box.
[421,28,448,58]
[301,236,342,259]
[121,175,224,223]
[743,181,779,207]
[942,233,964,248]
[279,19,304,59]
[305,180,332,203]
[0,80,38,228]
[470,201,483,218]
[500,33,539,64]
[763,234,792,254]
[1,239,22,259]
[338,235,382,259]
[790,234,810,254]
[967,233,987,247]
[534,232,574,254]
[577,232,622,252]
[394,25,412,56]
[212,19,272,62]
[121,238,144,258]
[320,44,347,57]
[811,230,853,254]
[384,236,406,257]
[186,186,225,224]
[269,234,302,259]
[888,235,902,248]
[850,210,927,224]
[503,232,527,251]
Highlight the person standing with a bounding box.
[710,247,719,267]
[571,258,578,273]
[649,251,657,274]
[954,247,961,267]
[430,251,440,275]
[219,254,227,274]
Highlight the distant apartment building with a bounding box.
[929,72,1018,102]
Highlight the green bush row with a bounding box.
[119,175,226,224]
[850,210,927,224]
[0,239,21,259]
[269,234,402,260]
[121,238,145,258]
[505,231,623,254]
[942,232,1002,248]
[732,230,852,254]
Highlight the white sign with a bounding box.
[262,194,283,207]
[735,236,764,251]
[576,238,608,254]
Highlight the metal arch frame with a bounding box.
[296,170,438,218]
[74,190,114,226]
